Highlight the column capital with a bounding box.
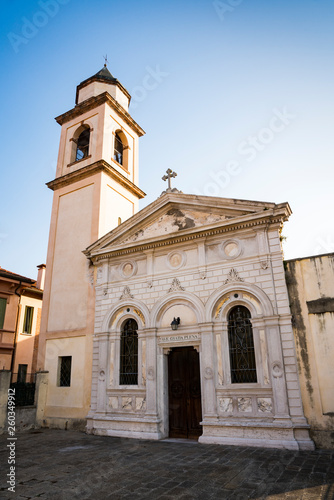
[198,322,213,334]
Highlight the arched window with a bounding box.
[228,306,257,383]
[114,132,124,165]
[120,319,138,385]
[75,127,90,161]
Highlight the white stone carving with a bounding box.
[224,268,244,284]
[122,397,132,410]
[218,397,233,413]
[166,251,186,270]
[120,209,227,244]
[168,278,185,292]
[98,370,105,382]
[220,239,242,260]
[237,397,252,412]
[119,286,134,300]
[260,259,269,270]
[136,397,146,411]
[257,398,273,413]
[119,260,137,279]
[204,367,214,379]
[272,362,283,378]
[108,397,118,410]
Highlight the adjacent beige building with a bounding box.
[285,253,334,448]
[0,265,44,379]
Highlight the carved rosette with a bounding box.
[272,362,283,378]
[204,367,213,379]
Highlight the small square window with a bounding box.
[58,356,72,387]
[23,306,34,334]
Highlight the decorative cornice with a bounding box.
[46,159,146,199]
[55,91,145,137]
[88,215,285,262]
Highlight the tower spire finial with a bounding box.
[103,54,108,67]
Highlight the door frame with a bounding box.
[166,344,203,439]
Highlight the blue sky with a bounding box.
[1,0,334,279]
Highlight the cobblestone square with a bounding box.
[0,430,333,499]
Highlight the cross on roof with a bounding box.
[103,54,109,67]
[162,169,177,191]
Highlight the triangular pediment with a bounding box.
[85,192,290,258]
[120,207,229,244]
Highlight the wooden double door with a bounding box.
[168,346,202,439]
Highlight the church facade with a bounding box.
[38,66,314,449]
[84,192,313,449]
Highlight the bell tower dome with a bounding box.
[38,66,145,428]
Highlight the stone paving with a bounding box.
[0,429,333,500]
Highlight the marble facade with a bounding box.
[85,193,314,450]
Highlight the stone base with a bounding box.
[86,413,163,440]
[198,419,314,450]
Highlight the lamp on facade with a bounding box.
[171,317,180,330]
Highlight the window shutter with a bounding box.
[0,298,6,329]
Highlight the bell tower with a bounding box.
[38,66,145,428]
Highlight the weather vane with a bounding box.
[103,54,108,67]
